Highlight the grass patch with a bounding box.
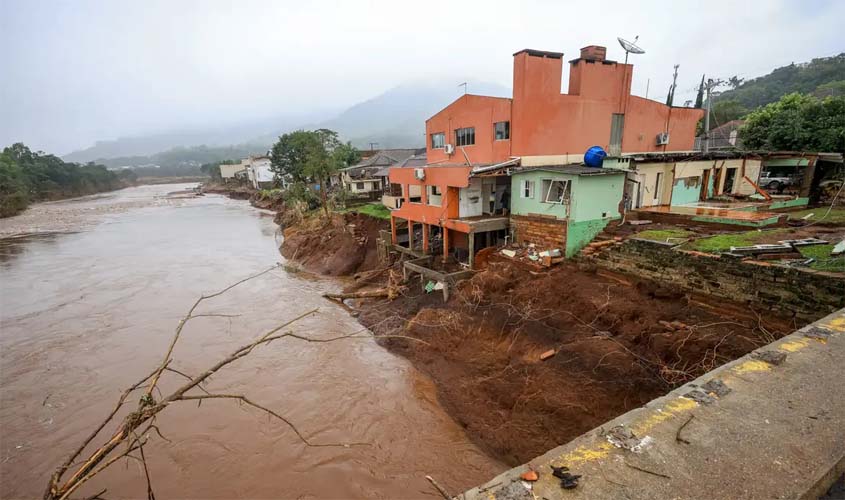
[343,202,391,220]
[786,207,845,225]
[799,244,845,272]
[635,229,694,242]
[682,229,787,253]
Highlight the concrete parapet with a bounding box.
[463,308,845,499]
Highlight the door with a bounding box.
[609,114,625,156]
[723,168,737,194]
[653,172,664,205]
[700,169,711,201]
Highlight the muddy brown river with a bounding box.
[0,185,504,499]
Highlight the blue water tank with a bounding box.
[584,146,607,168]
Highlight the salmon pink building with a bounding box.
[389,44,705,266]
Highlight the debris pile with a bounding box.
[498,244,563,267]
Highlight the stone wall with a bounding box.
[510,214,567,249]
[590,238,845,320]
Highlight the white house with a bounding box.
[245,156,276,189]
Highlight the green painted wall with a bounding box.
[671,178,700,206]
[568,173,625,222]
[768,197,809,210]
[511,169,625,256]
[510,170,624,223]
[566,218,612,257]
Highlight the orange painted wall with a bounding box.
[423,48,704,164]
[425,94,512,165]
[622,97,703,152]
[389,166,472,230]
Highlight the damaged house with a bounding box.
[510,165,626,257]
[340,149,423,200]
[388,43,704,267]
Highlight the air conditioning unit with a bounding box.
[444,144,455,155]
[656,132,670,146]
[414,168,426,180]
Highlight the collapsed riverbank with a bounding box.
[248,197,800,467]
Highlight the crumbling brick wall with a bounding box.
[511,214,567,250]
[590,238,845,320]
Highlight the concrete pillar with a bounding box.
[422,223,430,254]
[408,220,414,250]
[468,232,475,269]
[442,227,450,262]
[390,216,397,245]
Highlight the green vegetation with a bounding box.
[798,244,845,272]
[634,228,695,242]
[682,229,787,253]
[0,143,135,217]
[270,129,360,215]
[344,202,391,220]
[785,207,845,225]
[717,54,845,109]
[742,93,845,151]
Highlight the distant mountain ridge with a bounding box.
[61,80,511,166]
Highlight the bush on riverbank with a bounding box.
[0,143,135,217]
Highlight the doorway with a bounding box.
[723,168,738,194]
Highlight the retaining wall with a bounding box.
[590,238,844,320]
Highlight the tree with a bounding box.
[711,99,749,126]
[742,93,845,152]
[694,74,705,109]
[302,129,360,215]
[269,130,322,184]
[727,75,745,89]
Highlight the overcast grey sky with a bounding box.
[2,0,843,154]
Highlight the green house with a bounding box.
[509,165,626,257]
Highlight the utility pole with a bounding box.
[702,78,725,153]
[703,83,711,152]
[368,142,379,151]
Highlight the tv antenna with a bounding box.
[617,36,645,64]
[458,82,467,95]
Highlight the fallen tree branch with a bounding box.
[43,265,377,500]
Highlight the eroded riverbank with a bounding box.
[0,185,505,498]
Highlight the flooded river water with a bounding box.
[0,185,504,499]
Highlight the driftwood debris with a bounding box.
[323,289,391,300]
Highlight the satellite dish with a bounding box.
[618,36,645,64]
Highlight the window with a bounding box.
[521,179,534,198]
[427,185,442,207]
[431,132,445,149]
[455,127,475,147]
[541,179,570,204]
[355,182,365,190]
[494,121,510,140]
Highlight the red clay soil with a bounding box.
[281,212,388,276]
[357,259,798,466]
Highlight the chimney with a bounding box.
[579,45,606,61]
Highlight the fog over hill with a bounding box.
[62,80,511,165]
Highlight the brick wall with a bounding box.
[589,238,845,320]
[511,214,567,249]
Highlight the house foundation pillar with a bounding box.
[422,223,430,254]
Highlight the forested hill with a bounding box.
[717,53,845,107]
[0,143,137,218]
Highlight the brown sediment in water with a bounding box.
[354,258,799,466]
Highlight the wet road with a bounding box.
[0,185,504,498]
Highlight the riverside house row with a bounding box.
[383,44,830,267]
[387,44,706,264]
